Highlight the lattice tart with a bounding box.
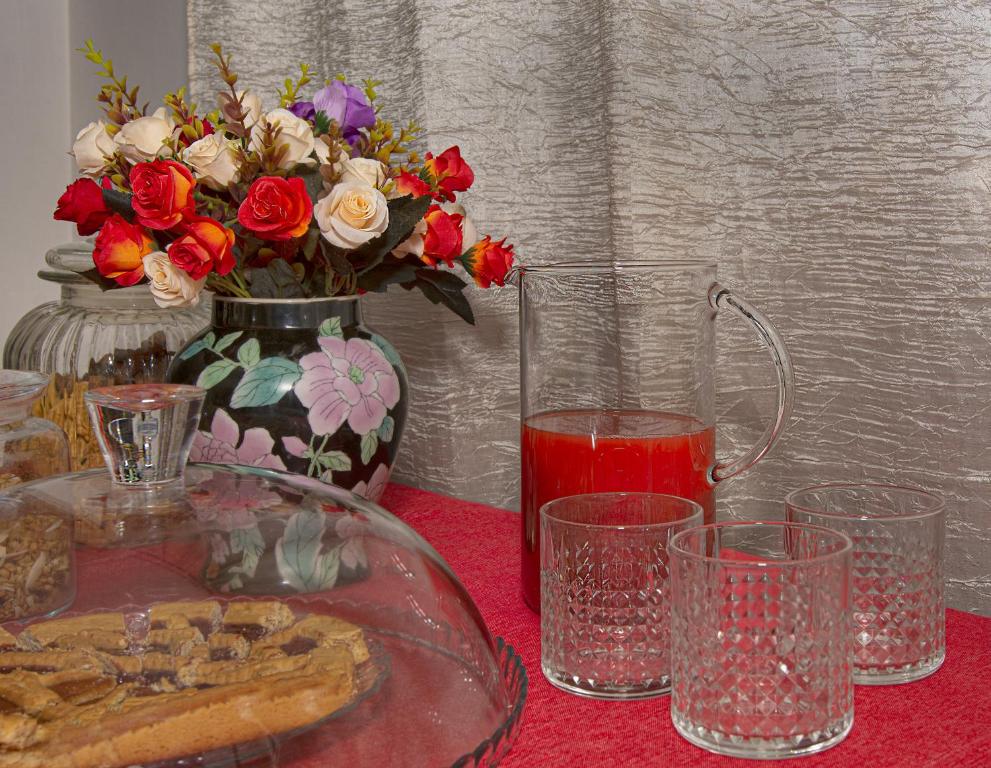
[0,600,375,767]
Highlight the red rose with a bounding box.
[461,236,514,288]
[129,160,196,230]
[168,215,236,279]
[92,214,156,286]
[424,146,474,202]
[237,176,312,241]
[177,117,215,148]
[420,205,463,268]
[53,178,111,236]
[394,171,432,199]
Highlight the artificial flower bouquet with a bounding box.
[53,42,515,323]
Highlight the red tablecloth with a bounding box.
[379,484,991,768]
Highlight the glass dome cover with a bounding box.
[0,385,525,767]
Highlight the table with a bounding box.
[380,484,991,768]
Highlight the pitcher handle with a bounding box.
[708,282,795,483]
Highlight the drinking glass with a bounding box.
[515,261,794,610]
[785,483,945,684]
[669,521,853,759]
[540,492,702,699]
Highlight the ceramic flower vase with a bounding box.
[166,296,407,502]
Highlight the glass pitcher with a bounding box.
[516,261,794,610]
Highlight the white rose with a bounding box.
[216,89,262,129]
[114,113,175,163]
[315,181,389,250]
[314,139,331,165]
[71,120,115,176]
[241,92,263,127]
[142,251,207,308]
[182,134,240,190]
[444,203,478,249]
[251,108,315,170]
[314,138,349,168]
[151,106,175,124]
[391,219,426,259]
[339,157,387,188]
[314,140,353,179]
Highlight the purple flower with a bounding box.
[288,100,316,121]
[312,81,376,143]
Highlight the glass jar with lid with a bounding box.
[0,370,69,489]
[3,241,208,470]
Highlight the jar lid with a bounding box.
[0,370,49,401]
[38,240,99,285]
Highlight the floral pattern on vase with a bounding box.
[295,336,400,437]
[350,463,391,502]
[188,472,370,595]
[190,408,287,470]
[167,297,407,503]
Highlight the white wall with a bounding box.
[0,1,72,351]
[0,0,187,352]
[69,1,188,129]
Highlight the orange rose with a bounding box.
[237,176,312,241]
[461,236,514,288]
[92,214,155,286]
[420,205,463,268]
[129,160,196,230]
[168,215,236,279]
[394,171,431,199]
[424,146,474,202]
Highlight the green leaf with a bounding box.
[237,338,261,367]
[377,416,395,443]
[296,167,324,207]
[300,226,321,262]
[313,110,331,136]
[351,195,432,275]
[414,269,475,324]
[314,545,342,590]
[230,525,265,578]
[369,333,404,370]
[318,451,352,472]
[213,331,243,353]
[178,339,208,360]
[245,262,306,299]
[203,332,217,348]
[321,240,355,283]
[318,317,343,338]
[101,187,135,220]
[356,262,418,293]
[360,431,378,465]
[230,357,301,408]
[274,510,327,592]
[196,359,238,389]
[273,259,307,297]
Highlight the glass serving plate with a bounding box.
[0,385,527,767]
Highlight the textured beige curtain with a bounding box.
[187,0,991,613]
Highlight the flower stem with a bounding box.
[231,268,249,293]
[307,434,329,478]
[207,274,251,298]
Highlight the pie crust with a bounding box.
[0,601,370,767]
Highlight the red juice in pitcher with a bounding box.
[521,408,715,610]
